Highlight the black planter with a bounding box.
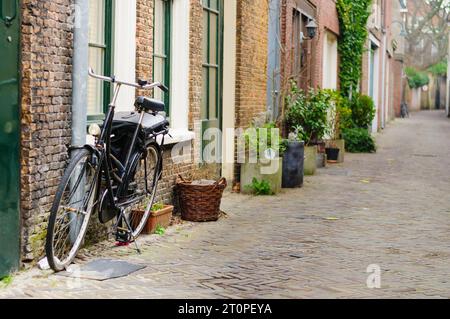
[325,147,340,162]
[282,141,305,188]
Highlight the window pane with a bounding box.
[154,57,165,102]
[88,47,104,115]
[89,0,105,45]
[209,13,218,64]
[154,0,165,56]
[201,67,208,119]
[209,68,217,119]
[202,11,209,63]
[210,0,218,10]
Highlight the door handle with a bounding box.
[0,0,18,27]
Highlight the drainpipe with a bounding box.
[70,0,89,242]
[72,0,89,151]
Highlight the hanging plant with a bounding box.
[336,0,373,98]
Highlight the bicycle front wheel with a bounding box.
[46,149,99,272]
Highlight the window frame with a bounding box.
[152,0,172,116]
[201,0,223,124]
[87,0,113,124]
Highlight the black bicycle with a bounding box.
[45,68,170,272]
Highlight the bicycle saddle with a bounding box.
[135,96,165,113]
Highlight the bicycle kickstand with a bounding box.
[116,209,142,255]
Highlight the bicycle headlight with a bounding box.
[88,123,101,137]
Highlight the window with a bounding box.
[153,0,171,115]
[291,9,311,91]
[88,0,112,120]
[201,0,222,122]
[292,9,301,76]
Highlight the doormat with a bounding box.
[57,259,146,281]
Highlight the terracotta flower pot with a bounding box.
[132,205,174,235]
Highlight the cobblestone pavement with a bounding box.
[2,111,450,299]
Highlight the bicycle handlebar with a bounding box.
[88,68,169,92]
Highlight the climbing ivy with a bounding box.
[336,0,372,98]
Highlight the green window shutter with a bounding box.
[153,0,171,116]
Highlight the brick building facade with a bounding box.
[280,0,339,93]
[361,0,400,132]
[0,0,273,271]
[0,0,407,276]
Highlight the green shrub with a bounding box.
[405,66,429,88]
[244,178,274,196]
[325,89,352,140]
[349,94,375,129]
[285,82,331,145]
[342,128,376,153]
[428,61,447,77]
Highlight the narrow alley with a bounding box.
[1,111,450,299]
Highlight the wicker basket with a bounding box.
[177,175,227,222]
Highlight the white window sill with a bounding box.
[87,129,195,147]
[157,128,195,146]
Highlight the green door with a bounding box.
[0,0,21,277]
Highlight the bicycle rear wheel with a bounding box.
[46,149,99,271]
[122,144,161,238]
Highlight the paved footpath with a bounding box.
[2,111,450,299]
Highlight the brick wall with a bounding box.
[136,0,154,95]
[20,0,74,264]
[235,0,269,129]
[188,0,203,169]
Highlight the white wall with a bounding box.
[222,0,237,182]
[113,0,137,112]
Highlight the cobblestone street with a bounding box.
[1,111,450,299]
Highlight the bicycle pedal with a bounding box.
[115,229,132,244]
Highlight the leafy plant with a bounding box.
[337,0,372,98]
[342,128,376,153]
[285,82,331,145]
[244,178,274,196]
[155,225,166,236]
[0,275,13,288]
[151,202,165,212]
[428,61,447,77]
[349,94,376,129]
[325,90,352,142]
[405,66,430,89]
[244,122,283,159]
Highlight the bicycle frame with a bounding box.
[86,68,168,222]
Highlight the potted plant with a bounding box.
[240,119,283,195]
[285,83,330,175]
[132,201,174,235]
[325,90,351,163]
[281,126,305,188]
